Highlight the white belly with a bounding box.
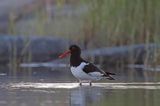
[71,67,93,81]
[70,62,102,81]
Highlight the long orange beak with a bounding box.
[59,50,71,58]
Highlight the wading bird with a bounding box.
[59,45,115,86]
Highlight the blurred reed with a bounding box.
[4,0,160,69]
[6,0,160,45]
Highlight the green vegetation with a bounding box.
[83,0,160,47]
[5,0,160,65]
[7,0,160,47]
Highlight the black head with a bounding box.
[59,45,83,66]
[69,45,81,56]
[59,45,81,59]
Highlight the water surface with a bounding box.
[0,66,160,106]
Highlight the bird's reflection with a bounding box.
[70,86,105,106]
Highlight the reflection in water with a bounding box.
[70,87,105,106]
[71,87,86,106]
[0,82,160,106]
[1,62,160,106]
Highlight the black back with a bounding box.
[69,45,115,77]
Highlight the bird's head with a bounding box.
[59,45,81,58]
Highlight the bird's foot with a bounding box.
[79,81,92,86]
[79,82,82,86]
[89,82,92,86]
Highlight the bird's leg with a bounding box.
[79,80,82,86]
[89,81,92,86]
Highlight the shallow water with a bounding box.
[0,81,160,106]
[0,65,160,106]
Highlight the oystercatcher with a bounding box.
[59,45,115,86]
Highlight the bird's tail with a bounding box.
[103,72,116,80]
[106,75,115,80]
[105,72,116,75]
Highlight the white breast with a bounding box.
[70,62,102,81]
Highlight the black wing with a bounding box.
[82,62,115,80]
[83,63,103,73]
[83,63,115,76]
